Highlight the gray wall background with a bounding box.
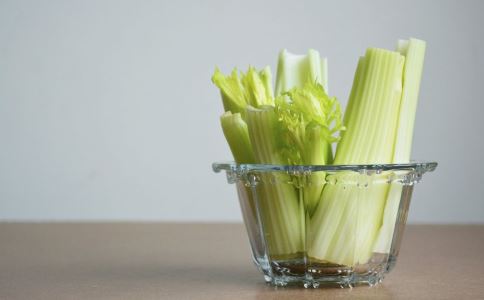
[1,0,483,223]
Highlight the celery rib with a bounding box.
[310,48,405,266]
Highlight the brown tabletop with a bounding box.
[0,223,483,299]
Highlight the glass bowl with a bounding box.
[213,161,437,288]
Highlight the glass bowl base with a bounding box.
[256,255,396,288]
[264,273,385,288]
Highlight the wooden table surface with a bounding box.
[0,223,483,299]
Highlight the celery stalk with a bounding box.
[212,68,248,119]
[274,49,336,216]
[213,67,282,256]
[393,38,426,164]
[220,112,255,164]
[275,82,344,213]
[309,48,405,266]
[303,124,330,213]
[243,67,275,107]
[212,66,275,121]
[373,38,426,253]
[275,49,328,96]
[247,106,304,255]
[213,66,275,161]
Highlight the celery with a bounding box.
[275,82,344,213]
[275,49,334,164]
[212,39,425,266]
[274,50,337,215]
[275,49,328,96]
[309,48,405,265]
[246,106,304,255]
[213,66,343,256]
[373,38,426,253]
[392,39,426,164]
[212,66,274,121]
[212,68,248,119]
[212,67,305,256]
[220,112,255,164]
[212,66,275,162]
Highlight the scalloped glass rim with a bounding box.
[213,160,437,174]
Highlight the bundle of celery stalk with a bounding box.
[212,38,425,266]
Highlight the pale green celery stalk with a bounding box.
[243,66,275,107]
[303,124,329,213]
[220,112,255,164]
[393,38,425,164]
[373,38,426,253]
[212,68,248,118]
[274,48,332,216]
[275,49,328,96]
[212,66,275,121]
[246,106,304,256]
[213,67,276,255]
[309,48,405,266]
[276,82,344,213]
[282,82,343,163]
[213,67,275,164]
[220,111,258,242]
[275,49,332,163]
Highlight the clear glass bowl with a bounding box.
[213,161,437,288]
